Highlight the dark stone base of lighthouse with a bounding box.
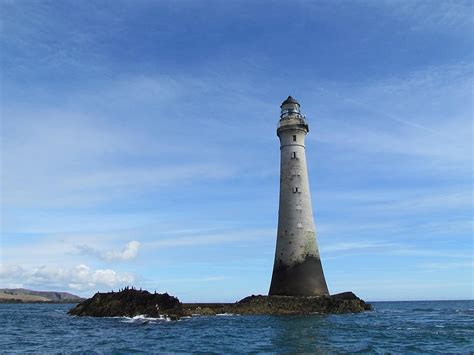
[269,256,329,296]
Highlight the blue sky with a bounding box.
[1,0,472,302]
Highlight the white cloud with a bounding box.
[103,240,140,261]
[67,264,134,291]
[0,263,134,292]
[76,240,140,262]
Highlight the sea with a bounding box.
[1,300,473,353]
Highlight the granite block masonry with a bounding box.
[269,96,329,296]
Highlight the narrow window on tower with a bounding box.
[293,135,296,142]
[293,187,299,193]
[292,152,297,159]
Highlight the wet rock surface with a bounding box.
[229,292,372,315]
[69,289,371,319]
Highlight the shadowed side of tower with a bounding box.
[269,96,329,296]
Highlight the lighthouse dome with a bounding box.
[280,96,302,119]
[280,96,300,107]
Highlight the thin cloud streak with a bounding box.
[146,228,274,249]
[418,261,473,271]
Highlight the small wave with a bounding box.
[120,314,171,323]
[216,313,235,316]
[455,309,474,313]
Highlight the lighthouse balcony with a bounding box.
[277,116,309,133]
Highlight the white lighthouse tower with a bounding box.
[269,96,329,296]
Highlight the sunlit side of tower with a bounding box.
[269,96,329,296]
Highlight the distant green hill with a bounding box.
[0,288,84,303]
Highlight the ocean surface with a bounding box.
[1,300,473,353]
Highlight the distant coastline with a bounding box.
[0,299,82,304]
[0,288,84,304]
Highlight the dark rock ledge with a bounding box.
[68,288,371,320]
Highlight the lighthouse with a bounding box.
[269,96,329,296]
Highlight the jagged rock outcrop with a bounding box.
[68,288,184,320]
[69,288,371,319]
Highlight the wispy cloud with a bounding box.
[418,261,474,271]
[310,63,473,170]
[1,107,239,208]
[359,191,472,215]
[315,187,473,219]
[391,248,472,260]
[321,239,472,261]
[324,241,398,253]
[151,276,229,284]
[372,1,473,34]
[76,240,140,262]
[1,70,275,210]
[146,228,274,249]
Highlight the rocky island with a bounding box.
[68,288,371,319]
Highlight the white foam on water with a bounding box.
[216,313,236,316]
[120,314,171,323]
